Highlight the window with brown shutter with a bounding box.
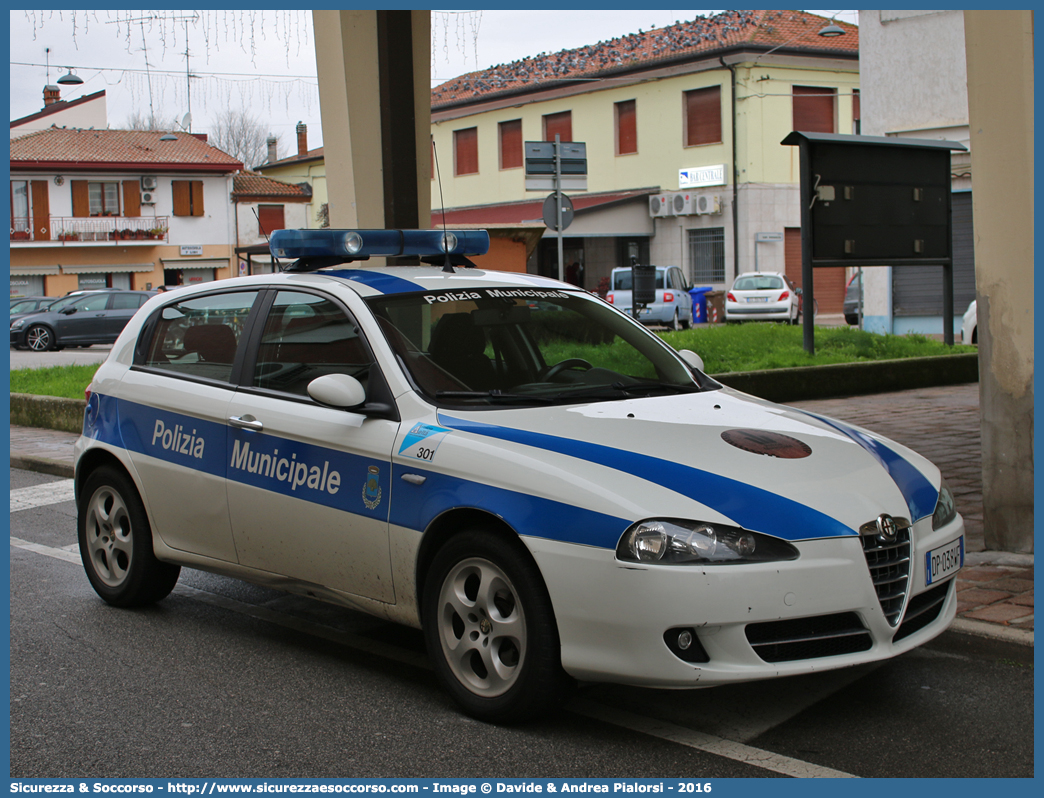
[454,127,478,176]
[793,85,836,134]
[499,119,522,169]
[615,100,637,155]
[122,180,141,218]
[543,111,572,143]
[30,180,50,241]
[172,180,205,216]
[71,180,90,217]
[684,86,722,147]
[852,88,861,134]
[257,204,286,235]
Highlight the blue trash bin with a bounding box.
[688,286,713,324]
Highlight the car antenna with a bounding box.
[431,136,455,273]
[252,207,286,272]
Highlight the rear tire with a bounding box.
[423,528,573,723]
[78,466,180,607]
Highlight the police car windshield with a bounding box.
[367,287,709,407]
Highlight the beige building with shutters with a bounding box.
[9,127,241,296]
[430,10,860,307]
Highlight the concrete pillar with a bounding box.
[312,10,431,231]
[964,11,1034,552]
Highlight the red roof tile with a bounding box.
[257,146,325,170]
[10,127,243,172]
[432,10,857,109]
[232,172,311,199]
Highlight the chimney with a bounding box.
[266,136,278,164]
[296,121,307,158]
[43,85,61,106]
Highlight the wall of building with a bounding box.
[261,161,327,228]
[10,93,108,139]
[235,201,310,247]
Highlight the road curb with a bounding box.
[950,617,1034,647]
[10,454,75,479]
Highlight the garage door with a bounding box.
[784,228,846,314]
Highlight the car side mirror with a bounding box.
[61,307,77,315]
[307,373,367,409]
[678,349,705,372]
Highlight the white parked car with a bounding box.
[962,300,977,345]
[726,271,800,323]
[75,228,965,723]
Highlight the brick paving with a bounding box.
[8,381,1032,642]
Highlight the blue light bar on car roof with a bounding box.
[269,228,490,261]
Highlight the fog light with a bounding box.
[677,630,693,650]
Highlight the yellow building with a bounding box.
[431,10,859,308]
[254,122,327,230]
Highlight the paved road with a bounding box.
[9,344,112,370]
[10,467,1034,779]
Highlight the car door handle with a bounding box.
[228,414,263,432]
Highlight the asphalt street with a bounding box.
[10,467,1034,779]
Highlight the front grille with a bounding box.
[746,612,872,663]
[894,580,952,642]
[860,519,912,627]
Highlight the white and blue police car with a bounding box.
[75,228,965,723]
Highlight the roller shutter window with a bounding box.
[172,180,205,216]
[499,119,523,169]
[784,227,846,314]
[258,204,286,235]
[892,192,976,316]
[616,100,637,155]
[122,180,141,219]
[454,127,478,176]
[30,180,50,241]
[684,86,722,147]
[852,88,861,135]
[793,85,836,134]
[543,111,572,143]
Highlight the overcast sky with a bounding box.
[10,9,857,156]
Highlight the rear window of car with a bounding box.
[733,275,784,291]
[612,270,665,291]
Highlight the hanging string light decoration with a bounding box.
[20,10,319,122]
[431,10,482,80]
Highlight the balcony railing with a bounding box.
[10,216,170,244]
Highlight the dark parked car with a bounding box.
[10,296,56,315]
[843,271,863,325]
[10,289,155,351]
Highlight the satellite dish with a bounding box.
[181,112,192,130]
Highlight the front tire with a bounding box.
[78,466,180,607]
[423,529,572,723]
[26,325,55,352]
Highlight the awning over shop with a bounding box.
[160,258,231,270]
[434,188,658,237]
[10,264,60,276]
[61,263,156,274]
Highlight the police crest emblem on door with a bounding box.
[362,465,382,510]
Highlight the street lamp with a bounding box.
[56,70,83,85]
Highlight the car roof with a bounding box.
[159,266,577,301]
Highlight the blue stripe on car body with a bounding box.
[437,414,857,541]
[796,410,940,522]
[324,269,424,295]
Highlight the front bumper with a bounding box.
[527,514,963,687]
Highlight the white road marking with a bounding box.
[11,534,858,777]
[572,700,858,778]
[11,479,76,513]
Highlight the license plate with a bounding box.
[926,536,964,585]
[747,297,769,303]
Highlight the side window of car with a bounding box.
[73,294,112,313]
[253,291,372,398]
[142,291,259,383]
[110,293,142,310]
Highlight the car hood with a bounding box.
[435,387,941,541]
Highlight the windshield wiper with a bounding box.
[546,381,700,402]
[434,390,554,404]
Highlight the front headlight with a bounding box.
[932,479,958,530]
[616,518,800,565]
[11,318,26,330]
